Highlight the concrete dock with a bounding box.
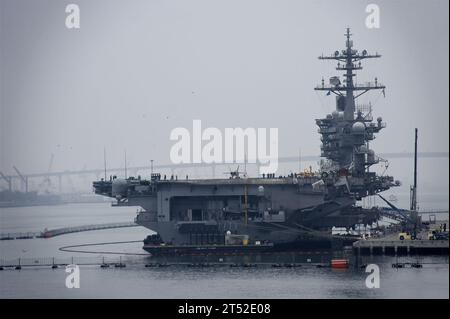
[353,239,449,255]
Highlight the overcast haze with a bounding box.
[1,0,448,178]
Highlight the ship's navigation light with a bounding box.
[334,50,339,57]
[362,49,368,56]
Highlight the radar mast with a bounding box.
[315,28,397,199]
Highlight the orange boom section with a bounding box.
[331,259,349,269]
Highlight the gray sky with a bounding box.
[1,0,449,176]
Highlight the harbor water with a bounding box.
[0,202,448,299]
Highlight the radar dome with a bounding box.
[352,122,365,133]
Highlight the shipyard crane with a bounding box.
[0,172,12,192]
[13,166,28,193]
[39,154,54,193]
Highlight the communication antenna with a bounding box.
[298,148,302,173]
[410,128,418,211]
[150,159,154,176]
[244,152,247,177]
[124,149,127,179]
[103,148,107,181]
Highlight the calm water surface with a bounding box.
[0,203,448,298]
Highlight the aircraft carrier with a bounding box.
[93,29,402,255]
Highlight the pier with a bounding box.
[353,239,449,255]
